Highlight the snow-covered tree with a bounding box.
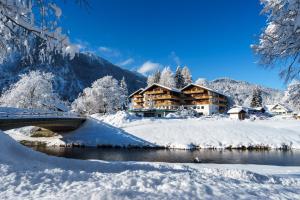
[147,74,155,86]
[283,79,300,111]
[147,70,161,86]
[195,78,209,86]
[174,66,185,88]
[120,77,129,110]
[0,0,85,64]
[159,67,176,88]
[71,76,124,115]
[252,0,300,81]
[250,87,263,108]
[0,70,64,110]
[181,66,192,86]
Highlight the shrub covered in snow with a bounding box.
[0,71,66,111]
[71,76,128,115]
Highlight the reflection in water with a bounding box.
[31,146,300,166]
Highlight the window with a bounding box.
[193,106,196,109]
[201,106,204,109]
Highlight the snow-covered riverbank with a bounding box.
[1,131,300,199]
[6,112,300,149]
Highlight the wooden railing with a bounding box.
[144,90,165,95]
[183,89,205,94]
[133,98,143,103]
[151,95,180,100]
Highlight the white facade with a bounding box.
[229,113,240,120]
[185,104,219,115]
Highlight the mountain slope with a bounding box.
[206,78,284,107]
[0,52,146,101]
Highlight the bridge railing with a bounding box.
[0,108,83,119]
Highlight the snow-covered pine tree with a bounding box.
[120,77,129,110]
[71,76,123,115]
[159,67,176,88]
[181,66,192,86]
[195,78,209,86]
[147,70,161,86]
[0,70,64,110]
[252,0,300,81]
[174,66,185,89]
[147,75,155,86]
[250,87,263,108]
[283,79,300,112]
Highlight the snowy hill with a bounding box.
[0,52,146,101]
[206,78,284,107]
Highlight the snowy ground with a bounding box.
[6,111,300,149]
[1,131,300,199]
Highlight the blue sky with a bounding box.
[60,0,285,89]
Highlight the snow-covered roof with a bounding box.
[129,88,144,98]
[181,83,228,97]
[141,83,181,94]
[227,107,246,114]
[265,103,292,112]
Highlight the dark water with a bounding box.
[31,146,300,166]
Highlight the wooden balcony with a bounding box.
[150,95,180,100]
[132,105,143,109]
[184,100,211,105]
[145,90,165,95]
[133,99,143,103]
[185,95,210,99]
[183,89,205,94]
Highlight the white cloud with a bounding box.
[138,61,162,74]
[73,39,90,51]
[169,51,181,65]
[98,46,121,57]
[117,58,135,67]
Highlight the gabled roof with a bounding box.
[128,88,144,98]
[227,107,246,114]
[266,103,292,112]
[140,83,181,94]
[181,83,227,97]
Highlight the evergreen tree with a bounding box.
[250,87,263,108]
[147,70,161,86]
[120,77,129,110]
[159,67,176,88]
[174,66,185,89]
[153,70,161,83]
[181,66,192,86]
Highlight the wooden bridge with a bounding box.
[0,107,86,132]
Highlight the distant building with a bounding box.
[227,107,247,120]
[128,88,144,110]
[265,104,292,115]
[181,83,228,115]
[247,107,266,115]
[128,83,229,117]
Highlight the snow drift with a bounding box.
[1,130,300,199]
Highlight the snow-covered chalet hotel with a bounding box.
[129,83,228,116]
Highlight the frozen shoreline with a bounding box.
[5,112,300,150]
[1,131,300,199]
